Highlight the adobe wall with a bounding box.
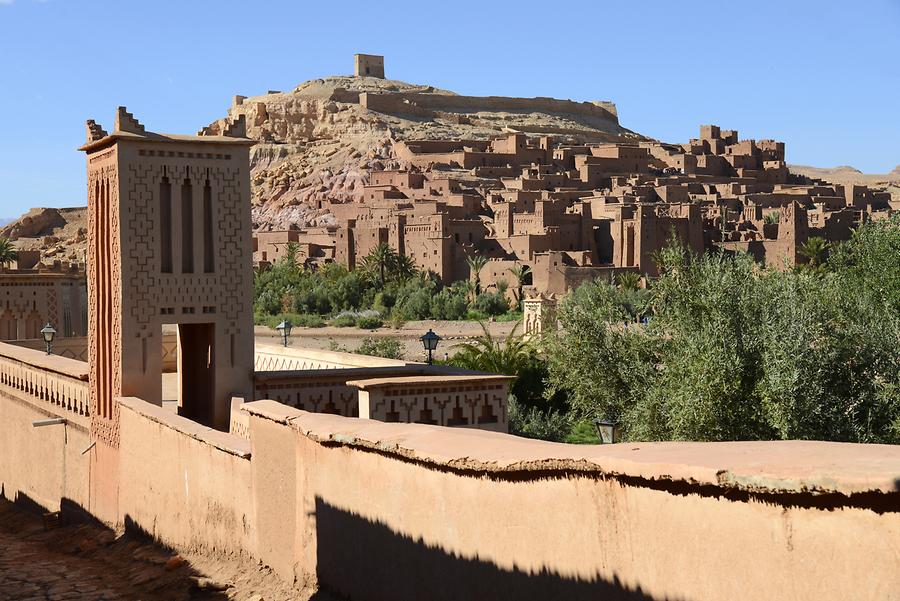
[2,368,898,601]
[247,403,900,601]
[0,388,91,513]
[117,398,253,555]
[361,92,620,126]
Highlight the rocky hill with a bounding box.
[202,75,638,230]
[1,207,87,264]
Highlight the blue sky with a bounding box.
[1,0,898,217]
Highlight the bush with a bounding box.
[356,337,404,360]
[356,315,383,330]
[331,314,357,328]
[254,312,324,329]
[507,396,571,442]
[430,288,468,320]
[293,314,325,328]
[395,285,433,320]
[473,291,509,316]
[388,313,406,329]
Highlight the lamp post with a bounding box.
[592,418,618,444]
[40,323,56,355]
[420,329,441,365]
[275,320,293,347]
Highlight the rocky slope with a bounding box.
[1,207,87,264]
[202,75,637,230]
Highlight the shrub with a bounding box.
[356,315,384,330]
[473,291,509,316]
[395,286,433,320]
[546,233,900,444]
[507,396,571,442]
[356,337,404,360]
[255,312,324,329]
[430,288,468,320]
[388,313,406,330]
[331,314,357,328]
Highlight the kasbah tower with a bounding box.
[79,108,254,508]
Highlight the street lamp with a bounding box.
[592,418,618,444]
[40,323,56,355]
[275,320,293,347]
[420,329,441,365]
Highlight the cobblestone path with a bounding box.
[0,499,323,600]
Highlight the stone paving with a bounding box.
[0,499,325,601]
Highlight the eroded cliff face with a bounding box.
[203,76,633,230]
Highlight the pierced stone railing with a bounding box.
[0,341,90,427]
[254,343,409,372]
[248,364,513,436]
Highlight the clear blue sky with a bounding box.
[1,0,898,217]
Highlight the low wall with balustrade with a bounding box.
[245,363,513,436]
[0,341,92,512]
[254,343,410,372]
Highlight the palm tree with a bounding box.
[282,241,300,270]
[395,253,419,281]
[763,211,781,225]
[0,238,17,270]
[616,271,641,292]
[451,321,533,376]
[361,242,398,287]
[798,236,830,268]
[466,254,488,296]
[508,264,532,309]
[458,279,477,305]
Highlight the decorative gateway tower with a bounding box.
[79,108,255,445]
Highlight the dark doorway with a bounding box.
[177,323,215,427]
[594,221,614,264]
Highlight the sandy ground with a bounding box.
[254,319,522,362]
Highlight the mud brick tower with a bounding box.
[79,108,255,444]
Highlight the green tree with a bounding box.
[361,243,399,288]
[395,253,419,281]
[546,233,900,443]
[0,238,17,269]
[798,236,830,268]
[466,254,489,296]
[508,264,532,308]
[283,241,300,270]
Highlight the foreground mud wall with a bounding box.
[117,398,254,555]
[246,402,900,601]
[0,390,91,512]
[2,384,898,601]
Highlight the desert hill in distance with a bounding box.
[789,164,900,205]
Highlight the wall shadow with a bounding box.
[0,492,231,600]
[314,496,677,601]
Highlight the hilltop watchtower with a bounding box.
[79,108,255,444]
[354,53,385,78]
